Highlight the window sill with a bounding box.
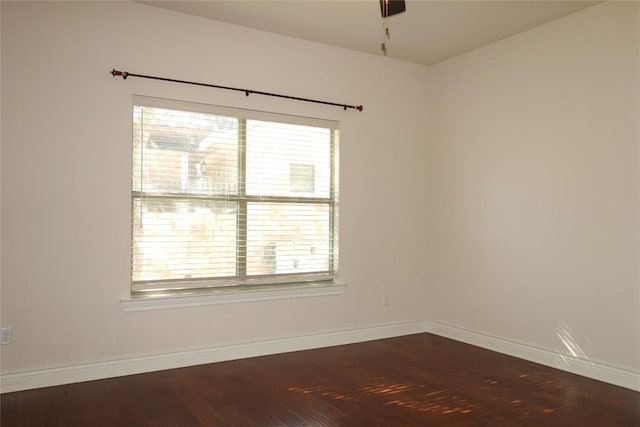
[120,281,346,312]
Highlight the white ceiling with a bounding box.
[139,0,601,66]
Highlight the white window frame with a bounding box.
[129,96,340,299]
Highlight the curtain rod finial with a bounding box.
[111,69,129,79]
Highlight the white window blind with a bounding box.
[131,96,339,293]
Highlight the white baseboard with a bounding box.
[3,320,638,393]
[0,321,428,393]
[423,320,640,392]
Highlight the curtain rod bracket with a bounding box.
[110,68,363,112]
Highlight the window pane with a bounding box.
[133,106,239,196]
[247,203,331,275]
[246,120,331,198]
[132,199,237,281]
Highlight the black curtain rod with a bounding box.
[111,69,363,112]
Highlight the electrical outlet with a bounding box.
[383,294,391,306]
[1,327,12,345]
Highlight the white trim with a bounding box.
[3,320,637,393]
[121,282,346,312]
[424,320,640,392]
[0,321,427,393]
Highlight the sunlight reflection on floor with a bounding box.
[288,377,476,416]
[287,370,570,419]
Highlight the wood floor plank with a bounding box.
[1,333,638,426]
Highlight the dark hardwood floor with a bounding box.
[2,333,639,426]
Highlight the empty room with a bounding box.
[1,0,639,425]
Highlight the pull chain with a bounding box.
[381,1,390,56]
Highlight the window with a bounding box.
[131,96,339,294]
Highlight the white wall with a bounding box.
[426,1,640,372]
[2,0,639,387]
[0,1,430,373]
